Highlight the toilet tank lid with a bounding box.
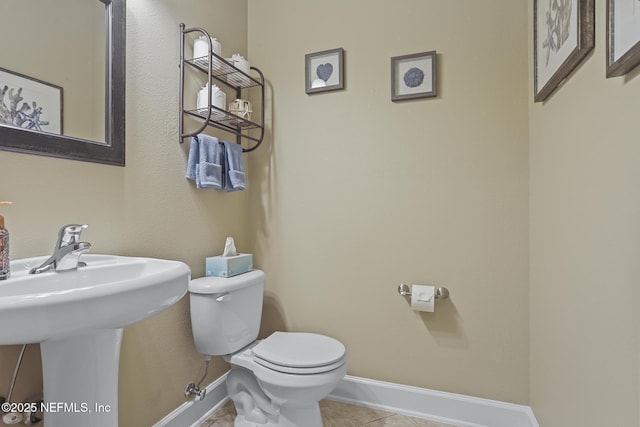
[189,269,264,294]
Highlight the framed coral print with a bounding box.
[391,51,437,101]
[606,0,640,77]
[0,67,63,134]
[534,0,594,102]
[305,48,344,94]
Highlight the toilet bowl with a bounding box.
[189,270,347,427]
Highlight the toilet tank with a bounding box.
[189,270,264,356]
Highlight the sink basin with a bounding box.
[2,254,190,427]
[2,254,190,345]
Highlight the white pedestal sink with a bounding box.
[1,254,191,427]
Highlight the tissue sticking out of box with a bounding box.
[222,237,237,257]
[206,237,252,277]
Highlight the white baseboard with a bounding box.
[328,375,539,427]
[153,373,539,427]
[153,372,229,427]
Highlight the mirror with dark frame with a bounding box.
[0,0,125,166]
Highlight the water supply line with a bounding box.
[2,344,27,425]
[184,355,211,401]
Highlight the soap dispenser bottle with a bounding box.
[0,201,11,280]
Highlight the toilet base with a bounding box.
[233,403,322,427]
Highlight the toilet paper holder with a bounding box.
[398,284,449,300]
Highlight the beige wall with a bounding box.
[247,0,530,404]
[528,0,640,425]
[4,1,637,426]
[0,1,249,426]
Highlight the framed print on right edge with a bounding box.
[534,0,594,102]
[606,0,640,77]
[391,51,437,102]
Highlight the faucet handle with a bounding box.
[57,224,88,247]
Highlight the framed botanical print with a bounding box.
[534,0,595,102]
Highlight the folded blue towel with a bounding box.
[185,136,199,182]
[198,135,223,189]
[187,135,245,192]
[223,141,246,192]
[186,135,223,189]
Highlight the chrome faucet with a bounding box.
[30,224,92,274]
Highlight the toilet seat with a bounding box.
[252,332,346,375]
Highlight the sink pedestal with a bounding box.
[40,329,123,427]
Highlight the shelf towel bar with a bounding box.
[179,23,265,152]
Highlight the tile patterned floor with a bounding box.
[198,399,460,427]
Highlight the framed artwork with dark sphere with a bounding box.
[391,51,437,101]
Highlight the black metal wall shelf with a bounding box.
[179,24,265,152]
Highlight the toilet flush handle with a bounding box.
[215,292,230,302]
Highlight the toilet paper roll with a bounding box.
[411,285,435,312]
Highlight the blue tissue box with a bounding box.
[206,254,253,277]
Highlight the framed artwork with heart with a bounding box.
[305,48,344,94]
[391,51,437,101]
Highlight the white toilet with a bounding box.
[189,270,347,427]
